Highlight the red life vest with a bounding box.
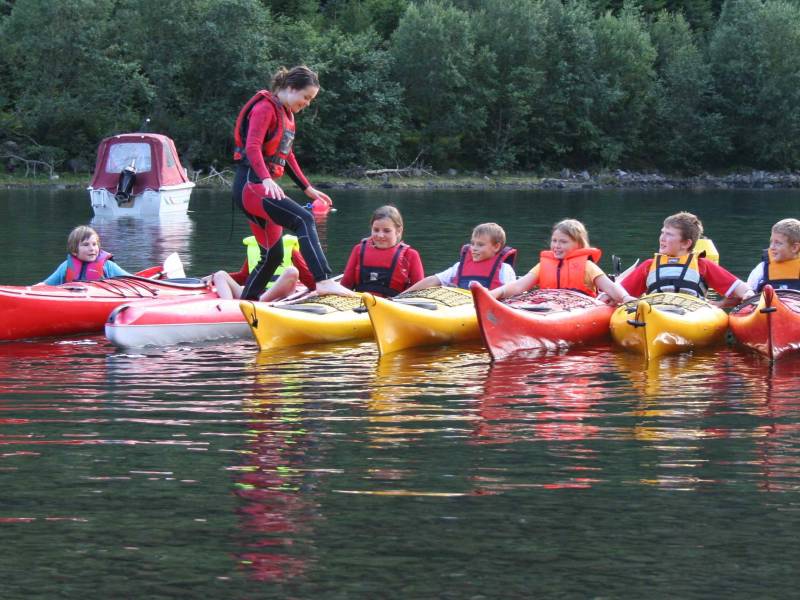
[232,90,296,179]
[354,239,410,297]
[454,245,516,290]
[538,247,602,296]
[65,250,113,283]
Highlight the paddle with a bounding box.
[133,252,186,280]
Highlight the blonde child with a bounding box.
[746,218,800,292]
[41,225,130,285]
[340,205,425,297]
[405,222,515,292]
[491,219,633,303]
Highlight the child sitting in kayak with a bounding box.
[746,218,800,292]
[40,225,130,285]
[206,234,315,302]
[621,211,753,304]
[490,218,635,303]
[405,222,515,292]
[340,205,425,297]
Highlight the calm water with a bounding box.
[1,187,799,598]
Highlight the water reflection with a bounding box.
[232,343,376,582]
[738,353,800,493]
[312,209,330,250]
[616,347,800,492]
[476,349,616,445]
[370,345,486,441]
[472,348,625,491]
[91,212,195,272]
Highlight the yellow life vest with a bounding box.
[694,238,719,264]
[243,235,299,286]
[645,252,708,297]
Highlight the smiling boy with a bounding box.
[746,218,800,292]
[621,212,753,302]
[404,222,516,292]
[40,225,131,285]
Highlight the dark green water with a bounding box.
[0,187,799,598]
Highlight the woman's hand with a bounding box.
[304,186,333,207]
[262,178,286,200]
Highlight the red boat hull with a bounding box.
[730,285,800,361]
[472,283,614,360]
[105,297,249,347]
[0,276,214,341]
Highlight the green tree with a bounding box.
[590,4,658,165]
[527,0,603,168]
[295,30,405,171]
[321,0,409,39]
[587,0,717,31]
[710,0,800,168]
[468,0,547,170]
[2,0,153,165]
[111,0,280,166]
[645,10,728,170]
[390,1,482,167]
[266,0,319,20]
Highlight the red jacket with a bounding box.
[233,90,309,188]
[65,250,112,282]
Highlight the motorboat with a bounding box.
[87,133,195,217]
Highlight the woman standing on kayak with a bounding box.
[232,65,352,299]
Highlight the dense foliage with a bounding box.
[1,0,799,175]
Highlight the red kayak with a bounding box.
[729,284,800,361]
[105,297,250,348]
[0,276,214,341]
[472,283,614,360]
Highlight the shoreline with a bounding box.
[2,169,800,191]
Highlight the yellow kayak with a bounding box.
[610,292,729,360]
[363,287,478,356]
[240,294,371,350]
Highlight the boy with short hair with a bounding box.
[621,211,753,302]
[746,218,800,292]
[405,222,516,291]
[40,225,131,285]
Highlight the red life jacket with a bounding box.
[538,247,602,296]
[232,90,296,179]
[454,244,516,290]
[65,250,113,283]
[354,239,410,297]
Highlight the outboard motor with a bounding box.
[115,160,136,205]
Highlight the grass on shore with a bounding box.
[0,171,548,190]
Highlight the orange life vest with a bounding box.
[757,251,800,292]
[538,247,602,296]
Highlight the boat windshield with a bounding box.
[106,143,152,173]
